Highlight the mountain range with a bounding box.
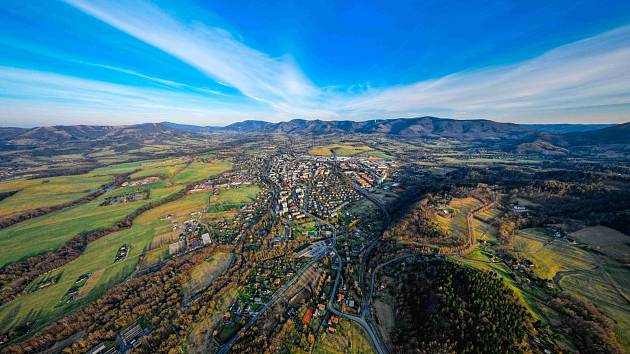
[1,117,627,152]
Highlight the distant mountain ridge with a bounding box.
[2,118,627,150]
[0,123,190,146]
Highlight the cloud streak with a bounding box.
[0,66,274,126]
[2,0,630,124]
[339,26,630,122]
[65,0,328,116]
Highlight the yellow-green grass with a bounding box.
[0,174,113,219]
[90,157,186,176]
[570,226,630,263]
[364,150,393,159]
[0,191,212,332]
[0,182,182,267]
[309,144,373,157]
[188,252,233,293]
[313,319,375,354]
[129,162,187,180]
[171,160,232,184]
[560,270,630,350]
[474,206,501,242]
[512,228,598,280]
[207,185,260,212]
[435,197,482,238]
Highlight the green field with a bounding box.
[512,228,598,280]
[309,144,373,157]
[0,174,113,219]
[171,160,232,184]
[435,197,481,238]
[0,190,213,333]
[313,319,375,354]
[129,159,188,179]
[207,185,260,212]
[0,158,232,267]
[570,226,630,264]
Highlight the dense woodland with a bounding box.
[389,260,533,353]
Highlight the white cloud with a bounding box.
[0,66,274,126]
[5,1,630,124]
[65,0,328,116]
[339,26,630,123]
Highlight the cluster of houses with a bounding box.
[114,244,129,263]
[217,256,307,334]
[188,170,253,194]
[121,176,160,187]
[61,273,91,304]
[339,159,391,190]
[268,154,361,220]
[87,321,149,354]
[100,190,148,206]
[168,216,212,256]
[550,227,577,244]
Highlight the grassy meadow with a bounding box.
[0,174,113,219]
[0,190,214,333]
[435,197,482,238]
[172,160,232,184]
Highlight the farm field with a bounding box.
[0,173,113,219]
[309,144,373,157]
[129,159,189,179]
[512,228,598,280]
[0,190,214,333]
[207,185,260,212]
[0,182,182,267]
[171,160,232,184]
[435,197,482,238]
[313,319,375,354]
[570,226,630,263]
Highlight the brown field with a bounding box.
[570,226,630,263]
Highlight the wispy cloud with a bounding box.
[3,0,630,124]
[65,0,328,116]
[0,66,273,126]
[339,25,630,122]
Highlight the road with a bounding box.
[217,252,324,354]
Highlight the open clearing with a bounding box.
[512,228,598,280]
[309,144,373,157]
[570,226,630,263]
[0,158,231,267]
[171,160,232,184]
[188,252,233,293]
[207,185,260,212]
[313,319,375,354]
[435,197,482,238]
[0,190,213,333]
[0,173,113,219]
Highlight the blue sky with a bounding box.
[1,0,630,127]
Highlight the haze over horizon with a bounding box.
[2,0,630,127]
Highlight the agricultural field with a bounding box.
[309,144,373,157]
[128,158,189,179]
[570,226,630,263]
[0,181,182,267]
[0,190,214,333]
[435,197,482,238]
[512,228,598,280]
[171,160,232,184]
[207,185,260,212]
[0,173,113,219]
[313,319,375,354]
